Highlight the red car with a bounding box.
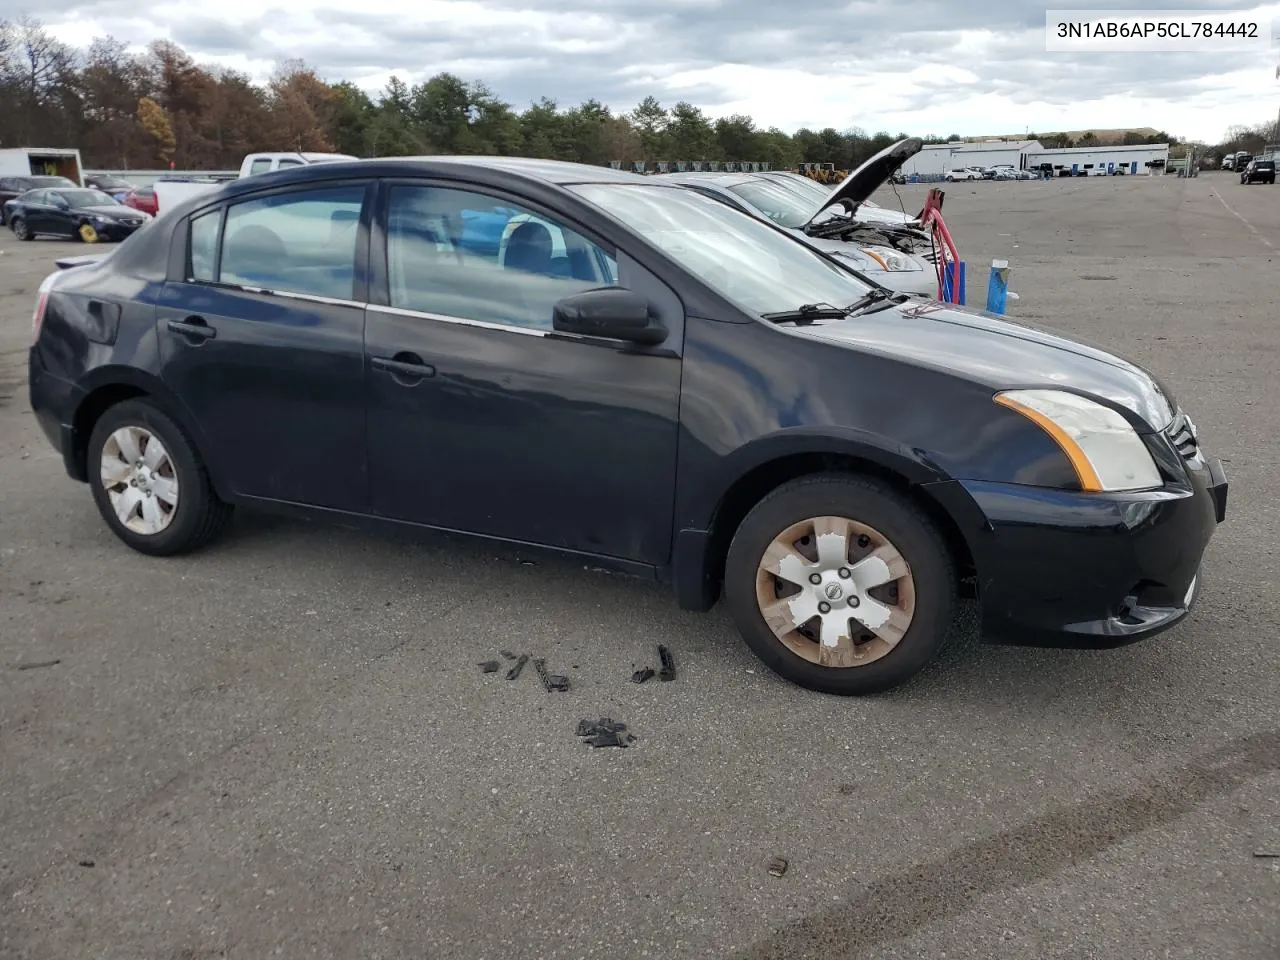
[123,186,158,216]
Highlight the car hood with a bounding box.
[802,137,923,227]
[790,301,1176,430]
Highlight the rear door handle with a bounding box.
[167,316,216,341]
[371,352,436,383]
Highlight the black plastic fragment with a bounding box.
[479,660,500,674]
[506,654,529,680]
[500,649,518,660]
[587,730,634,748]
[533,658,571,692]
[631,667,654,684]
[576,717,626,737]
[658,645,675,681]
[576,717,636,748]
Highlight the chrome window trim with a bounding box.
[367,302,548,337]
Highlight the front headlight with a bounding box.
[858,246,921,272]
[994,389,1162,492]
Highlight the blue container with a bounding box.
[942,261,966,305]
[986,259,1009,315]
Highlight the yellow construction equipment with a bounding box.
[794,162,848,184]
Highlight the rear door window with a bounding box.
[216,184,367,300]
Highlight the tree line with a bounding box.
[3,15,1185,173]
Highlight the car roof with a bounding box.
[651,172,758,188]
[194,155,660,208]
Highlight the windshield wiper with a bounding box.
[760,302,850,325]
[843,288,909,316]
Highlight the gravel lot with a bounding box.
[1,172,1277,960]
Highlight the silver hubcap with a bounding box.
[755,515,915,668]
[100,426,179,535]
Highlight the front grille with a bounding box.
[1166,411,1199,460]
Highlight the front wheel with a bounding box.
[87,398,233,556]
[11,217,31,241]
[78,222,100,243]
[723,474,957,696]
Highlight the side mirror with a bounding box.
[552,287,667,345]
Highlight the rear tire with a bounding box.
[723,474,957,696]
[11,217,31,241]
[87,398,233,556]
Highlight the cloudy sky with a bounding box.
[14,0,1280,142]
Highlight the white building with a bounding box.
[900,139,1171,179]
[1032,143,1169,176]
[901,140,1043,178]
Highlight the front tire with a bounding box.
[87,398,232,556]
[78,222,100,243]
[724,474,957,695]
[11,217,31,241]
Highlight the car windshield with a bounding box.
[569,182,874,315]
[56,189,117,208]
[721,179,818,230]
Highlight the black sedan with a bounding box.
[26,157,1227,695]
[1240,158,1275,185]
[0,175,78,225]
[5,187,150,243]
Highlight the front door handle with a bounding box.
[167,316,216,341]
[371,352,436,383]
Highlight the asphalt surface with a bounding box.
[1,173,1277,960]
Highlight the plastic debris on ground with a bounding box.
[767,857,788,877]
[533,657,570,692]
[576,717,636,748]
[658,644,675,681]
[630,667,654,684]
[505,654,529,681]
[478,660,500,674]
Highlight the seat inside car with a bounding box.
[504,221,554,275]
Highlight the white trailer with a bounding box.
[0,147,84,185]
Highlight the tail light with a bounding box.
[31,271,58,345]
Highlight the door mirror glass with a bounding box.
[552,287,666,345]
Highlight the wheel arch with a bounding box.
[674,439,978,612]
[70,367,227,498]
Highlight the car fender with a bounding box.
[71,364,229,497]
[669,426,955,611]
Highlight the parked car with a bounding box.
[655,141,938,294]
[0,175,77,225]
[943,168,983,182]
[122,185,159,217]
[755,170,917,227]
[1240,158,1275,185]
[6,187,151,243]
[83,174,136,200]
[26,156,1227,696]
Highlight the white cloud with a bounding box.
[21,0,1279,142]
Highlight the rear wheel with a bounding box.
[723,474,957,695]
[11,217,31,241]
[87,398,233,556]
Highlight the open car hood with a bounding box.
[803,137,923,228]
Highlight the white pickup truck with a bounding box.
[151,151,357,214]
